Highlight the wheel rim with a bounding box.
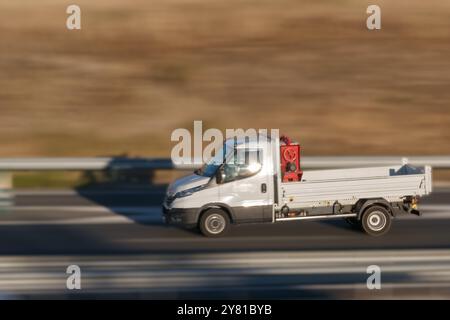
[367,211,387,231]
[205,214,226,234]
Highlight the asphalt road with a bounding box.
[0,186,449,299]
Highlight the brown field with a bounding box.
[0,0,449,158]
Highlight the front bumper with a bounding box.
[162,205,199,227]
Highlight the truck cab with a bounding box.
[163,135,275,235]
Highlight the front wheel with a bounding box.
[199,209,230,237]
[361,206,392,237]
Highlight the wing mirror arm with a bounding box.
[216,166,226,184]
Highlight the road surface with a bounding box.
[0,186,449,299]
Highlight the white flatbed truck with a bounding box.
[163,134,432,237]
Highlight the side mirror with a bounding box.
[216,166,226,184]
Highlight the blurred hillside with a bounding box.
[0,0,449,157]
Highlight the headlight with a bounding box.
[174,185,205,199]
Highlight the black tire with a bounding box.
[361,206,392,236]
[199,208,230,237]
[344,217,361,229]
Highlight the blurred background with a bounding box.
[0,0,449,299]
[1,0,449,157]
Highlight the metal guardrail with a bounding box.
[0,158,173,171]
[301,156,450,169]
[0,156,448,211]
[0,156,449,171]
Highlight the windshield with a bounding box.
[194,141,262,178]
[194,143,228,177]
[195,163,220,177]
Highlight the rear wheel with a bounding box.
[199,209,230,237]
[361,206,392,236]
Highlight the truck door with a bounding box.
[218,148,273,223]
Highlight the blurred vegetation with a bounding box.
[0,0,449,158]
[14,172,86,189]
[13,169,187,189]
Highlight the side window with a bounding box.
[222,149,262,183]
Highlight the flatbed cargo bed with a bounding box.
[279,164,431,211]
